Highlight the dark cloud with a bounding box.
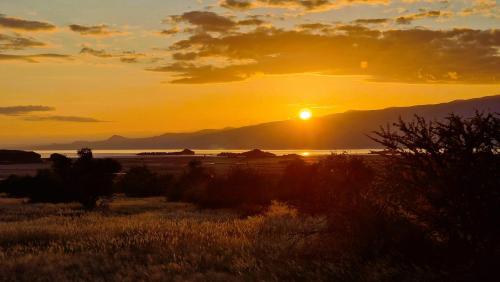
[120,51,146,63]
[151,26,500,84]
[23,115,106,123]
[172,52,198,61]
[0,14,55,31]
[0,53,70,63]
[353,18,389,24]
[69,24,121,36]
[79,47,146,63]
[237,16,268,26]
[396,10,451,25]
[220,0,389,11]
[221,0,253,10]
[0,105,54,116]
[159,28,179,36]
[170,11,237,33]
[166,11,269,35]
[297,23,332,33]
[0,105,103,122]
[0,34,45,50]
[80,47,113,58]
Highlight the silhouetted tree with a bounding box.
[77,148,93,160]
[1,149,121,209]
[201,167,270,211]
[71,154,121,209]
[117,166,172,197]
[167,159,213,202]
[278,154,374,216]
[371,112,500,279]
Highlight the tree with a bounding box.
[167,159,213,202]
[71,154,121,209]
[117,166,172,197]
[371,112,500,278]
[0,149,121,209]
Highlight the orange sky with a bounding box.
[0,0,498,146]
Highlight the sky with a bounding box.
[0,0,498,146]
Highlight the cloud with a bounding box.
[172,52,198,61]
[0,33,45,50]
[353,18,390,24]
[396,10,452,24]
[460,0,498,18]
[0,105,54,116]
[80,47,113,58]
[151,26,500,84]
[159,27,180,36]
[0,14,55,31]
[169,11,237,33]
[69,24,122,36]
[0,105,103,122]
[23,115,106,122]
[220,0,389,11]
[79,47,146,63]
[0,53,71,63]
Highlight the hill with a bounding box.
[34,95,500,150]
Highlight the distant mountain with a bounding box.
[34,95,500,150]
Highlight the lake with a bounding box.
[33,149,378,158]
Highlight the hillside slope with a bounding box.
[34,95,500,150]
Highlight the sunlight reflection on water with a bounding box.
[33,149,379,158]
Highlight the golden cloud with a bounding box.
[151,26,500,84]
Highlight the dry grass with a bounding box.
[0,197,333,281]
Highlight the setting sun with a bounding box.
[299,109,313,120]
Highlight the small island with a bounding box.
[0,150,42,164]
[218,149,276,159]
[137,149,195,156]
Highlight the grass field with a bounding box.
[0,196,345,281]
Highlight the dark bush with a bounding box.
[0,148,121,209]
[371,112,500,280]
[0,174,37,198]
[117,166,172,197]
[277,154,374,215]
[167,159,213,202]
[200,167,270,210]
[70,152,122,209]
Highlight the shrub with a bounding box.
[117,166,173,197]
[277,154,374,216]
[201,167,271,211]
[0,174,37,198]
[167,159,213,202]
[0,149,121,210]
[371,112,500,279]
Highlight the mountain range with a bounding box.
[34,95,500,150]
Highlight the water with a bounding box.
[33,149,379,158]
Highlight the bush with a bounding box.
[201,167,271,211]
[70,153,122,209]
[0,148,121,209]
[277,154,374,215]
[371,112,500,279]
[167,159,213,202]
[117,166,173,197]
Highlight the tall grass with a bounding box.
[0,197,344,281]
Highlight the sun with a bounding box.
[299,109,312,120]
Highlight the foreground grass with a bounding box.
[0,197,341,281]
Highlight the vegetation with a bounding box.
[0,148,121,209]
[0,150,41,164]
[116,166,173,197]
[371,112,500,279]
[0,113,499,281]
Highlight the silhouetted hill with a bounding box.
[34,95,500,150]
[0,150,42,164]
